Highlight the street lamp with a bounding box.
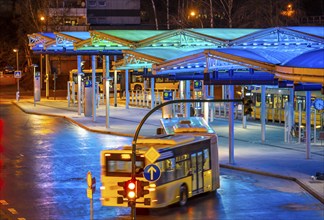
[13,49,20,101]
[281,3,295,17]
[40,16,47,32]
[188,10,204,28]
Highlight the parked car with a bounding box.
[3,65,14,74]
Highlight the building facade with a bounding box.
[47,0,88,31]
[87,0,140,27]
[47,0,140,31]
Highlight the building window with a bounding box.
[98,17,106,24]
[88,18,97,24]
[88,0,96,6]
[98,0,106,6]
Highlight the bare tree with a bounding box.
[232,0,303,28]
[219,0,234,28]
[151,0,159,30]
[167,0,170,29]
[209,0,214,27]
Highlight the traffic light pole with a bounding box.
[131,98,242,219]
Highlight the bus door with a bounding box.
[191,151,204,195]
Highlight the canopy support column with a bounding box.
[92,55,96,122]
[180,81,185,115]
[185,80,191,117]
[229,85,235,164]
[210,85,214,122]
[288,88,295,143]
[45,54,49,99]
[105,55,110,128]
[126,69,130,109]
[150,77,155,109]
[114,55,117,107]
[305,91,311,159]
[77,55,82,115]
[261,85,266,142]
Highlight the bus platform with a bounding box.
[8,97,324,204]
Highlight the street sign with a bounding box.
[85,80,92,87]
[87,188,93,199]
[86,171,96,199]
[143,164,161,182]
[194,80,202,90]
[144,147,160,164]
[87,171,93,188]
[34,71,40,78]
[163,91,173,101]
[14,71,21,78]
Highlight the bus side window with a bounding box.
[203,148,210,170]
[166,158,175,170]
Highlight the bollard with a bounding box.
[131,90,134,105]
[16,91,20,101]
[135,90,138,106]
[223,103,226,118]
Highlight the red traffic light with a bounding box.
[125,179,137,200]
[127,181,136,190]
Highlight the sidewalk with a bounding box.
[11,98,324,204]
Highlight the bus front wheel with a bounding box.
[179,185,188,206]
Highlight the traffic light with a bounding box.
[117,179,137,204]
[137,181,150,198]
[243,98,253,116]
[125,179,137,201]
[118,179,137,199]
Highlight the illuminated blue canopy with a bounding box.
[283,49,324,68]
[27,26,324,86]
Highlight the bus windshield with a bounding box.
[104,153,144,177]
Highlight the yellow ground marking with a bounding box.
[0,200,8,205]
[8,208,18,214]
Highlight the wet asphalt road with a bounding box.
[0,103,323,220]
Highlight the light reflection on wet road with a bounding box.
[0,103,323,220]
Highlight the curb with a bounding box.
[220,164,324,204]
[13,101,142,138]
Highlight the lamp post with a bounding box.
[13,49,19,101]
[40,16,47,32]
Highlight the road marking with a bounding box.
[0,200,26,219]
[8,208,18,214]
[0,200,8,205]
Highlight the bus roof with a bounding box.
[137,135,195,145]
[101,134,211,155]
[160,117,215,135]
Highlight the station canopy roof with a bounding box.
[28,26,324,85]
